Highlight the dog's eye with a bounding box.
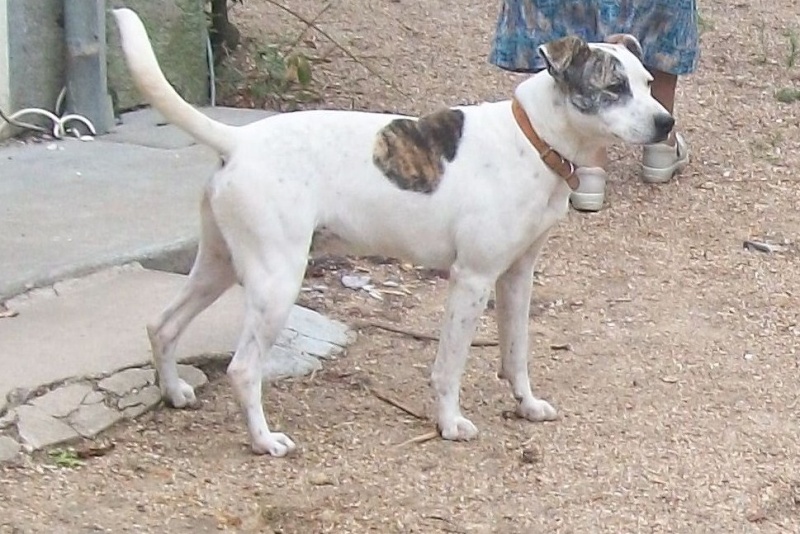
[607,81,627,93]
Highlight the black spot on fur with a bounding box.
[373,108,465,193]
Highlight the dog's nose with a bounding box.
[654,113,675,140]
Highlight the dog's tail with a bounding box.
[113,8,238,157]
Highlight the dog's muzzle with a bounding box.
[653,113,675,143]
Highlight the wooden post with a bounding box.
[63,0,113,135]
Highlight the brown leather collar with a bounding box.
[511,98,580,190]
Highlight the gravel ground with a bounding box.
[3,0,800,532]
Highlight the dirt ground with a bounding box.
[3,0,800,532]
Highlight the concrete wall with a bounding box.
[0,0,9,121]
[6,0,65,119]
[0,0,208,140]
[106,0,209,111]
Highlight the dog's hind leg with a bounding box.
[224,240,310,456]
[431,266,493,441]
[147,193,236,408]
[495,235,557,422]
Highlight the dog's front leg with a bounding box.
[496,239,558,422]
[431,266,492,441]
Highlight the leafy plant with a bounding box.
[49,448,84,469]
[775,87,800,103]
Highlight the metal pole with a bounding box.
[63,0,113,135]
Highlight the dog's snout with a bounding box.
[654,113,675,140]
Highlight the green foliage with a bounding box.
[775,87,800,103]
[49,448,84,469]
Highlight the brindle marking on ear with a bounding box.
[373,108,465,194]
[557,48,632,114]
[605,33,644,63]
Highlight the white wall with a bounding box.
[0,0,9,135]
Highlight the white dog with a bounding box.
[114,8,673,456]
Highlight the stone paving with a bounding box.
[0,268,354,464]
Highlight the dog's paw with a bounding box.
[517,398,558,422]
[438,416,479,441]
[252,432,297,457]
[162,379,198,409]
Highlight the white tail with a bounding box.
[112,8,238,156]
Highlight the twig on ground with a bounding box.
[262,0,408,97]
[367,386,427,420]
[422,514,467,534]
[394,431,439,448]
[357,320,499,347]
[285,2,333,55]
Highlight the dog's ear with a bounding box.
[605,33,644,62]
[537,36,591,80]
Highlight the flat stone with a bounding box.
[118,385,161,411]
[69,403,124,439]
[0,436,21,463]
[82,391,106,405]
[177,365,207,389]
[98,368,156,396]
[285,306,352,348]
[263,346,322,381]
[31,383,94,418]
[16,405,79,450]
[291,334,346,360]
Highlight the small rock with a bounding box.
[743,239,782,254]
[17,405,79,450]
[31,383,94,418]
[521,447,542,465]
[341,274,371,290]
[307,471,335,486]
[0,436,21,463]
[98,368,156,396]
[177,365,208,390]
[69,403,124,438]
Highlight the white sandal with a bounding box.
[641,132,689,183]
[569,167,607,212]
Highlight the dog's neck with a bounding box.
[513,75,607,170]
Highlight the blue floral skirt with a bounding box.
[490,0,699,75]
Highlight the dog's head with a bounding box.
[538,34,673,145]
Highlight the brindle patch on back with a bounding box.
[373,108,465,193]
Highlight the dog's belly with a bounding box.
[310,223,456,270]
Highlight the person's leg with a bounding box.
[648,68,679,146]
[649,68,677,114]
[641,68,688,183]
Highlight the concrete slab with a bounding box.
[0,265,353,412]
[0,106,274,300]
[0,265,242,406]
[31,383,94,418]
[0,139,213,299]
[68,403,124,439]
[16,405,79,449]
